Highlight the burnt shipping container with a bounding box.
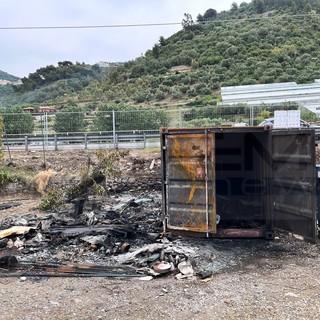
[160,127,318,242]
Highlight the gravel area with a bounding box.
[0,149,319,319]
[0,237,319,320]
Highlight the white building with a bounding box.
[221,80,320,115]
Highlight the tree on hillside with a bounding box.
[239,2,249,11]
[252,0,266,13]
[12,61,102,94]
[204,8,217,20]
[159,36,167,46]
[182,13,194,30]
[58,61,73,68]
[197,8,217,22]
[152,44,160,59]
[231,2,239,12]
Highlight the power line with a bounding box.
[0,22,181,30]
[0,13,318,31]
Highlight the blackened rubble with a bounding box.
[0,152,169,277]
[0,192,162,257]
[0,184,307,280]
[0,190,206,279]
[1,150,318,280]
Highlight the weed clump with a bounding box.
[39,187,64,211]
[0,169,11,188]
[33,169,56,195]
[39,149,128,210]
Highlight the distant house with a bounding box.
[0,79,21,85]
[39,106,56,113]
[0,79,11,85]
[23,107,35,113]
[23,106,57,114]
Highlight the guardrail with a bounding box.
[3,132,161,151]
[3,128,320,151]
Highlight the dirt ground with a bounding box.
[0,149,320,320]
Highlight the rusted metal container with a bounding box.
[160,127,318,242]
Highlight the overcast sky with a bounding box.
[0,0,250,78]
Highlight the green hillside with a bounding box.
[3,0,320,109]
[77,0,320,108]
[0,70,19,82]
[1,62,113,107]
[0,70,19,101]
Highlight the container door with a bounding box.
[164,132,216,234]
[272,130,317,242]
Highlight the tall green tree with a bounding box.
[159,36,167,46]
[92,104,117,132]
[0,106,34,134]
[203,8,217,20]
[54,106,86,133]
[182,13,194,30]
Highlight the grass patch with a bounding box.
[0,166,38,190]
[0,169,11,188]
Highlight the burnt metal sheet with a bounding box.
[164,132,216,234]
[272,130,317,242]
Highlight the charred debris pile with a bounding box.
[0,195,209,280]
[0,150,212,280]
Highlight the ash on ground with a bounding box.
[0,149,319,280]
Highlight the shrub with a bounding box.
[39,187,64,210]
[0,169,11,188]
[185,117,223,127]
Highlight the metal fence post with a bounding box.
[115,133,118,149]
[143,132,146,148]
[112,110,116,148]
[179,110,182,128]
[250,105,254,126]
[54,134,58,151]
[44,112,48,149]
[84,134,88,149]
[24,136,28,151]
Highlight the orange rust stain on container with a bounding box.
[188,185,196,203]
[172,139,198,178]
[172,138,204,203]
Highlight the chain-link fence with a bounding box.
[0,104,316,150]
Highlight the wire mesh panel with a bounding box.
[0,104,314,151]
[180,105,251,127]
[114,109,170,131]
